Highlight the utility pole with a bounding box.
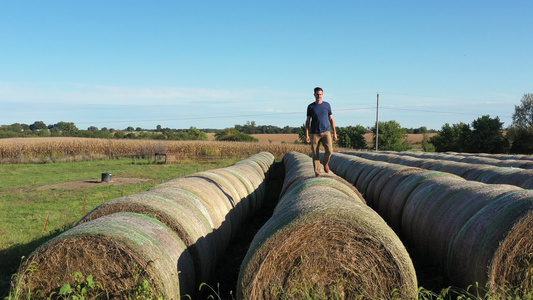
[375,93,379,151]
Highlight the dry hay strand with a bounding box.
[77,191,217,284]
[447,190,533,290]
[365,164,417,209]
[382,170,463,235]
[237,180,417,300]
[13,213,195,299]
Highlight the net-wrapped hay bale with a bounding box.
[78,191,217,285]
[187,170,247,233]
[237,152,417,300]
[384,170,463,234]
[365,164,418,209]
[447,190,533,291]
[13,213,195,299]
[153,177,234,253]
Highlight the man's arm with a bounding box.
[305,116,311,143]
[329,114,338,141]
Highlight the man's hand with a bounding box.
[333,133,338,142]
[306,135,310,143]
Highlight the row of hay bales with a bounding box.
[344,151,533,189]
[237,152,418,299]
[380,150,533,169]
[328,152,533,293]
[12,152,275,299]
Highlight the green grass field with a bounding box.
[0,157,242,297]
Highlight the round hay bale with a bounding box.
[384,170,463,234]
[224,166,263,215]
[359,152,395,162]
[345,159,382,187]
[329,153,352,178]
[153,178,234,252]
[387,155,425,167]
[462,165,498,181]
[365,164,418,210]
[280,152,318,196]
[426,184,522,265]
[447,190,533,290]
[281,152,364,202]
[13,213,195,299]
[78,191,217,285]
[432,161,476,177]
[401,175,470,247]
[477,167,523,184]
[237,181,417,299]
[238,151,274,174]
[496,169,533,189]
[376,168,423,224]
[354,163,387,198]
[188,170,248,228]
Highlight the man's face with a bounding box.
[314,90,323,102]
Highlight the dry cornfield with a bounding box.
[0,137,320,163]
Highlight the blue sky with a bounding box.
[1,1,531,131]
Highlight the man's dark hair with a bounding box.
[314,87,323,93]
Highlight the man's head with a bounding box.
[314,87,323,102]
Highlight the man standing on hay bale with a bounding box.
[306,86,338,177]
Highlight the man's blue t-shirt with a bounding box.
[307,101,332,134]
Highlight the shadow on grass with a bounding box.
[0,227,68,298]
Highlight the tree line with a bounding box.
[2,93,532,154]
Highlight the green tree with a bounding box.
[512,93,533,129]
[53,121,78,135]
[30,121,48,131]
[337,125,367,149]
[429,122,471,152]
[508,93,533,154]
[186,127,208,140]
[469,115,509,153]
[215,128,258,142]
[372,120,410,151]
